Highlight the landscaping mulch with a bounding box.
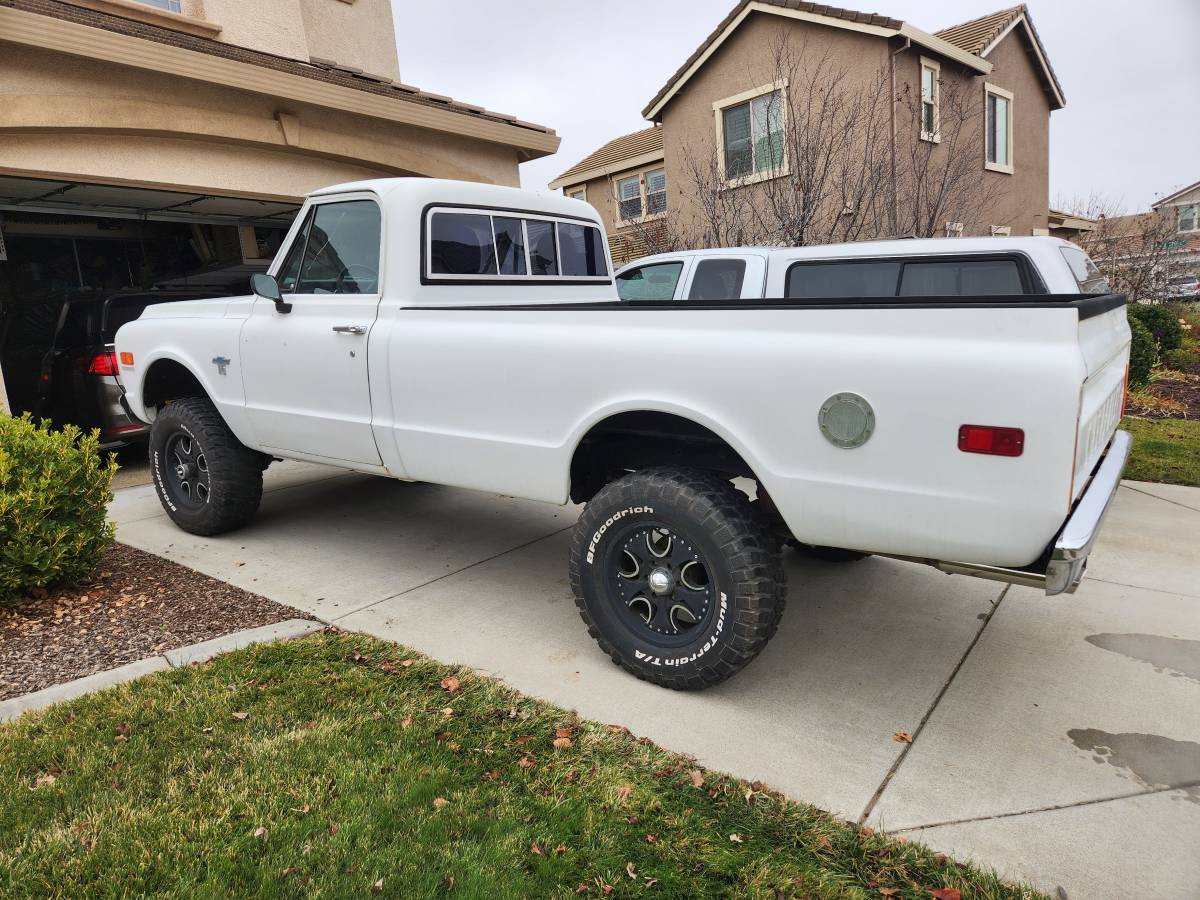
[1126,372,1200,419]
[0,543,315,701]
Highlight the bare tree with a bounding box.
[655,33,1015,250]
[1059,193,1180,301]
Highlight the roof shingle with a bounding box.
[550,126,664,188]
[934,4,1024,55]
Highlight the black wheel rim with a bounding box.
[163,431,210,508]
[604,521,717,648]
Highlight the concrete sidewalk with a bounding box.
[112,464,1200,899]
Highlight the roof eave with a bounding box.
[641,1,992,122]
[979,13,1065,110]
[548,148,666,191]
[1152,179,1200,208]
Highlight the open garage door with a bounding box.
[0,175,299,432]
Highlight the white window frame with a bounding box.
[135,0,183,11]
[919,56,940,143]
[713,80,789,188]
[611,164,668,225]
[984,82,1014,175]
[565,185,587,203]
[423,206,611,283]
[990,225,1012,237]
[1176,203,1199,233]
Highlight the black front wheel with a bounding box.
[149,397,264,536]
[569,468,786,690]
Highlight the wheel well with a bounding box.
[569,411,756,503]
[142,359,207,409]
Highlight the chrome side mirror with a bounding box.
[251,273,290,314]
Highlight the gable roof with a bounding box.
[641,0,994,121]
[1153,179,1200,208]
[548,126,664,190]
[936,4,1065,109]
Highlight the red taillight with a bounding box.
[86,351,119,376]
[958,425,1025,457]
[1119,363,1129,419]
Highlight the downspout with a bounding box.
[889,36,910,236]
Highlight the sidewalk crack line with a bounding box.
[857,584,1010,825]
[1120,484,1200,514]
[330,524,575,623]
[894,780,1200,832]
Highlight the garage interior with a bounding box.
[0,174,299,419]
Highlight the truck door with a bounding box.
[240,196,384,465]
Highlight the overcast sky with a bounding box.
[394,0,1200,213]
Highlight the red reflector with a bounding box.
[958,425,1025,457]
[86,352,119,376]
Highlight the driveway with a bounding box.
[110,465,1200,899]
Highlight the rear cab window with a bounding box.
[688,259,747,301]
[785,254,1040,300]
[425,208,610,282]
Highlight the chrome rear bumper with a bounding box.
[935,429,1132,596]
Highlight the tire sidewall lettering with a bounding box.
[585,506,652,565]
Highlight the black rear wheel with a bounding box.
[149,397,264,535]
[569,468,785,690]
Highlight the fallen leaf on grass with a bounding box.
[515,735,535,745]
[400,660,414,668]
[432,797,449,810]
[530,841,544,856]
[893,731,913,743]
[615,785,632,801]
[689,769,704,788]
[281,867,300,877]
[878,889,899,897]
[553,844,568,855]
[626,862,637,880]
[552,737,573,750]
[231,711,249,721]
[33,773,57,789]
[555,727,573,739]
[930,890,961,900]
[609,724,629,735]
[253,826,268,843]
[441,707,454,719]
[932,854,948,865]
[372,877,384,893]
[441,676,460,694]
[518,757,536,769]
[401,716,413,730]
[728,833,744,844]
[201,726,213,734]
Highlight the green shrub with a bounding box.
[1127,317,1156,389]
[1163,345,1200,374]
[0,415,117,606]
[1127,303,1184,353]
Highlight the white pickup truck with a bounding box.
[115,178,1132,690]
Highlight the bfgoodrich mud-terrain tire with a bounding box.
[149,397,264,536]
[569,467,786,690]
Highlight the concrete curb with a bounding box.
[0,618,324,724]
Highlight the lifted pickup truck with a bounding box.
[116,178,1131,690]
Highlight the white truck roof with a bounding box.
[308,177,596,222]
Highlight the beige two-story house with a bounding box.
[552,1,1066,265]
[0,0,558,414]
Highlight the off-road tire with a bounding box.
[569,467,786,690]
[149,397,263,536]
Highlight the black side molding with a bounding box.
[406,293,1129,317]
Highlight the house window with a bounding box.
[984,83,1013,174]
[617,175,642,221]
[135,0,183,11]
[717,85,785,182]
[566,187,586,202]
[614,168,668,222]
[920,57,939,141]
[1178,204,1199,233]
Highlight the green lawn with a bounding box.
[0,633,1038,899]
[1122,417,1200,487]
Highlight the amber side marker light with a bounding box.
[119,352,134,366]
[958,425,1025,457]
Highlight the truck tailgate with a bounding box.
[1072,302,1130,501]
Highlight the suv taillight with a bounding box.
[958,425,1025,457]
[86,351,119,376]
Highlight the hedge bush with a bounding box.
[1127,317,1156,389]
[0,415,117,606]
[1127,303,1184,354]
[1163,345,1200,374]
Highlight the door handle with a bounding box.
[332,325,368,335]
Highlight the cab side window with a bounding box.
[276,210,312,294]
[617,261,683,301]
[293,200,382,295]
[688,258,746,301]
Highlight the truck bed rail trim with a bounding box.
[405,293,1125,319]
